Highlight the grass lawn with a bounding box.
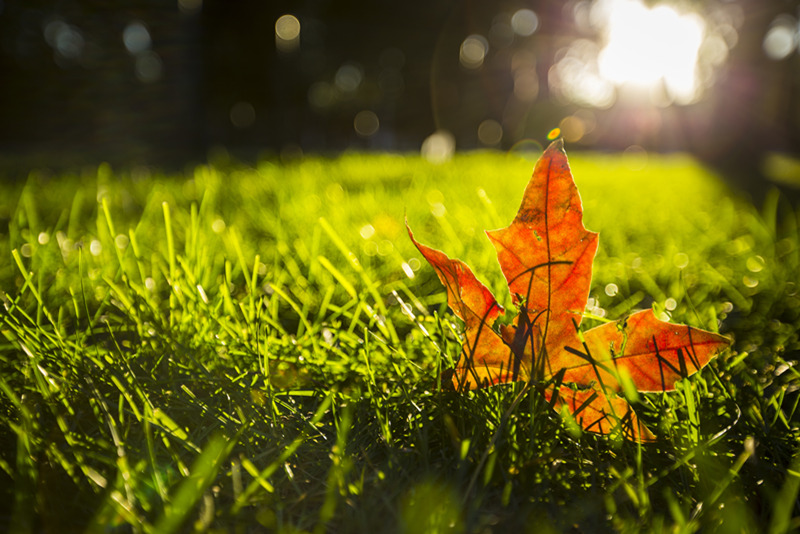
[0,149,798,533]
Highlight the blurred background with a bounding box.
[1,0,799,196]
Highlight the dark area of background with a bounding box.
[1,0,799,197]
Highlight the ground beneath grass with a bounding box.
[0,150,798,533]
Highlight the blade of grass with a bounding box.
[768,450,800,534]
[152,432,239,534]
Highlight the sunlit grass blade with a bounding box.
[768,451,800,534]
[153,433,238,534]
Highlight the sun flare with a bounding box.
[597,0,705,103]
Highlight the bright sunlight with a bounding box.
[596,0,705,104]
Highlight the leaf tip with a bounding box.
[405,214,418,243]
[546,137,565,154]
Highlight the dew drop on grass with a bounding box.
[402,262,415,278]
[322,328,334,346]
[743,275,759,288]
[90,240,102,256]
[96,185,108,203]
[378,240,394,255]
[360,224,375,239]
[673,252,689,269]
[196,284,208,304]
[604,283,618,297]
[746,255,765,273]
[431,203,446,217]
[426,189,444,205]
[325,183,345,202]
[115,234,129,249]
[408,258,421,270]
[665,297,677,311]
[727,235,753,256]
[212,219,226,233]
[744,436,756,455]
[721,301,734,313]
[38,232,50,245]
[145,277,156,290]
[362,242,378,256]
[20,243,32,258]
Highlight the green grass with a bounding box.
[0,149,798,533]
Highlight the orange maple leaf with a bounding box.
[407,140,730,441]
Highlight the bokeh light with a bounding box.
[489,14,514,49]
[763,15,798,61]
[558,115,585,143]
[511,9,539,37]
[46,20,84,60]
[120,21,161,83]
[605,283,618,297]
[622,145,648,171]
[354,110,380,138]
[359,224,375,239]
[177,0,202,13]
[275,14,300,53]
[477,119,503,146]
[134,51,162,83]
[307,82,335,110]
[547,0,739,109]
[549,39,616,108]
[459,34,488,69]
[421,131,455,163]
[511,51,539,102]
[335,63,363,92]
[123,22,151,55]
[230,101,256,128]
[509,139,544,162]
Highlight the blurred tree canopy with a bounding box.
[0,0,798,178]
